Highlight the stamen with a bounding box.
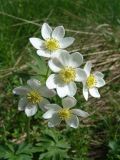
[59,67,76,83]
[58,108,71,120]
[44,38,60,51]
[86,74,96,88]
[27,90,43,104]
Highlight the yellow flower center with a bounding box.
[44,38,60,51]
[59,67,76,83]
[27,90,43,104]
[86,74,96,88]
[58,108,71,120]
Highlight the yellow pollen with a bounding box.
[58,108,71,120]
[59,67,76,83]
[86,74,96,88]
[44,38,60,51]
[27,90,43,104]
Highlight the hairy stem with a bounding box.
[45,66,50,80]
[27,117,31,142]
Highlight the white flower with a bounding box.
[83,61,105,101]
[43,97,89,128]
[29,23,75,58]
[46,51,86,97]
[13,79,56,117]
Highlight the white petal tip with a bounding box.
[84,95,88,101]
[29,38,34,43]
[70,124,78,129]
[13,89,15,94]
[25,112,33,117]
[48,122,54,128]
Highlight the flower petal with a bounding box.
[96,78,105,88]
[72,109,89,118]
[75,68,87,82]
[89,87,100,98]
[37,49,51,58]
[46,74,58,89]
[39,85,56,98]
[51,49,69,59]
[45,104,61,111]
[41,23,52,40]
[57,82,77,97]
[84,61,92,76]
[52,26,65,40]
[62,97,77,108]
[48,59,63,73]
[48,122,54,127]
[66,115,79,128]
[60,37,75,48]
[56,85,68,98]
[29,38,44,49]
[94,71,104,79]
[83,85,89,101]
[18,97,27,111]
[69,52,83,68]
[58,51,70,66]
[27,79,41,89]
[48,113,61,127]
[43,109,56,119]
[38,98,50,111]
[13,87,29,95]
[44,104,61,110]
[25,105,37,117]
[66,82,77,97]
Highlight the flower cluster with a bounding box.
[13,23,105,128]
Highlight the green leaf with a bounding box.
[109,141,118,151]
[0,145,7,158]
[6,143,15,152]
[37,129,70,160]
[16,142,33,155]
[16,154,33,160]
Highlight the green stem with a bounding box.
[27,117,31,142]
[3,124,7,142]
